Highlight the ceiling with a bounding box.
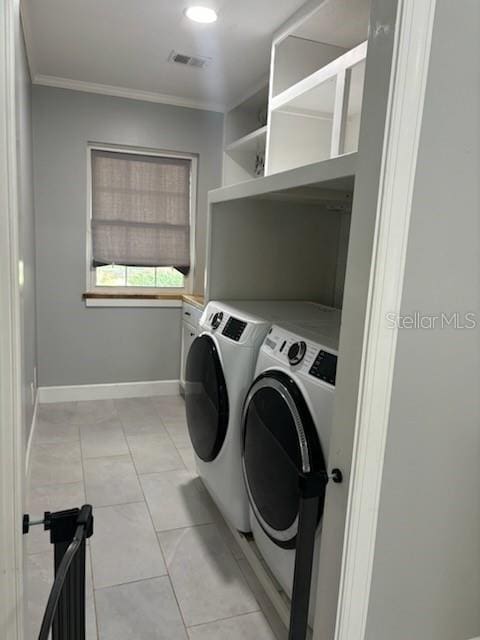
[21,0,307,111]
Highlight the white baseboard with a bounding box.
[37,379,181,403]
[25,392,38,477]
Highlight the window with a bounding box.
[87,145,196,293]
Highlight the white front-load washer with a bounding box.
[184,300,338,533]
[241,317,340,622]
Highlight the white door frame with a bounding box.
[333,1,437,638]
[0,0,26,638]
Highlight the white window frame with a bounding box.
[86,142,197,300]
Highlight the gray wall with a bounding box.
[16,23,37,441]
[32,87,223,387]
[365,2,480,638]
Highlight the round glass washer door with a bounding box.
[185,335,229,462]
[242,371,326,549]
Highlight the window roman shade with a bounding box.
[91,150,192,275]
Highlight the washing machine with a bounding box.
[185,300,338,533]
[241,317,340,620]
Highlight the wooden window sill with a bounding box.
[83,292,184,308]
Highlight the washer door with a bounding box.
[185,335,229,462]
[242,371,326,549]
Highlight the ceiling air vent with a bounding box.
[168,50,211,69]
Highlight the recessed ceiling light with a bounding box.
[185,6,218,24]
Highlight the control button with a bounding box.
[288,341,307,366]
[211,311,223,329]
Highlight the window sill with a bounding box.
[83,292,184,308]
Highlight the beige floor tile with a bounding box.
[84,455,143,507]
[31,441,83,487]
[37,402,78,425]
[95,577,188,640]
[158,524,258,627]
[140,469,215,531]
[127,432,183,474]
[115,397,166,435]
[35,417,80,444]
[71,399,117,424]
[177,447,198,475]
[90,502,166,589]
[164,418,191,448]
[187,611,277,639]
[153,395,186,421]
[80,417,129,458]
[236,558,288,640]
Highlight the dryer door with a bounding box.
[185,334,229,462]
[242,371,326,549]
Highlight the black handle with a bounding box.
[37,505,94,640]
[289,469,342,639]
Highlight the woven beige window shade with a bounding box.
[91,150,191,275]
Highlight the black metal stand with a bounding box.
[288,469,342,640]
[24,504,94,640]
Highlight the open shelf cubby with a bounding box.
[223,84,268,186]
[266,0,370,175]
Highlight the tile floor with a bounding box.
[26,395,286,640]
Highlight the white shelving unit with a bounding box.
[206,1,416,638]
[266,0,370,175]
[223,84,268,186]
[224,125,267,153]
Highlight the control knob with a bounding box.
[211,311,223,329]
[288,341,307,366]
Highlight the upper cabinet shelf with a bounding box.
[225,126,267,153]
[270,41,367,116]
[211,152,357,205]
[265,0,370,176]
[220,0,371,187]
[223,85,269,186]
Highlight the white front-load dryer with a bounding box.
[185,300,337,533]
[241,318,340,623]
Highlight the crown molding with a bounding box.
[32,74,226,113]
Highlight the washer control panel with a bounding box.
[222,316,247,342]
[309,350,337,386]
[262,326,338,387]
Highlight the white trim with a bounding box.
[333,1,437,639]
[24,392,38,477]
[18,0,35,78]
[32,73,225,113]
[38,380,181,403]
[85,142,197,297]
[330,68,349,157]
[0,0,25,637]
[84,298,183,308]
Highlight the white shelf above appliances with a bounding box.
[267,41,367,175]
[265,0,370,176]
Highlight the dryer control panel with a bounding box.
[309,350,337,386]
[261,325,339,387]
